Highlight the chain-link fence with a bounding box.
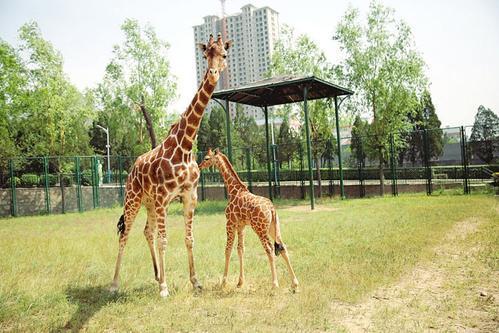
[1,126,497,217]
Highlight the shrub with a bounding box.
[81,170,94,186]
[21,174,40,187]
[40,174,58,187]
[7,177,21,187]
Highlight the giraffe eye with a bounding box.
[222,55,227,59]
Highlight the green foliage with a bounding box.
[40,174,58,187]
[349,115,369,167]
[398,91,443,165]
[7,176,21,187]
[81,170,94,186]
[269,25,336,195]
[206,106,227,150]
[334,1,428,193]
[0,22,94,161]
[20,174,40,187]
[95,18,177,156]
[470,105,499,164]
[276,117,301,168]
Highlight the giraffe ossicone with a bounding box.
[110,34,232,298]
[199,149,299,291]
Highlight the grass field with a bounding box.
[0,194,497,332]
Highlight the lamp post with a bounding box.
[96,124,111,183]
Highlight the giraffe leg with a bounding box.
[236,227,245,288]
[222,222,236,288]
[182,190,202,290]
[144,206,159,282]
[110,193,141,292]
[278,244,299,290]
[257,232,279,288]
[155,202,170,298]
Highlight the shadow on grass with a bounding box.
[53,285,127,332]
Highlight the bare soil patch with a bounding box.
[331,218,499,332]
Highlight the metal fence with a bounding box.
[1,126,497,217]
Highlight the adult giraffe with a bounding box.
[110,33,232,297]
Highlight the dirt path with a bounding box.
[331,218,499,332]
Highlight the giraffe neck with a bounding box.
[166,71,216,152]
[216,154,247,196]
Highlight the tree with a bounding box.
[197,114,211,153]
[96,18,177,154]
[0,40,24,162]
[232,105,261,169]
[334,1,427,195]
[207,106,226,151]
[276,117,300,168]
[349,115,369,168]
[470,105,499,164]
[399,91,443,166]
[9,22,94,162]
[269,25,335,197]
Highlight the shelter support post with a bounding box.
[263,106,273,201]
[303,86,315,210]
[225,99,233,162]
[334,96,345,199]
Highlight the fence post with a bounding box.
[75,156,82,212]
[118,156,125,205]
[460,126,470,194]
[423,129,432,195]
[299,145,305,199]
[9,159,17,217]
[197,152,206,201]
[91,156,97,208]
[43,156,51,214]
[328,138,334,197]
[271,144,280,198]
[358,138,365,198]
[245,147,253,193]
[389,134,398,196]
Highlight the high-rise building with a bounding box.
[193,4,280,121]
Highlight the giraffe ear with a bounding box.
[224,40,233,50]
[207,148,212,154]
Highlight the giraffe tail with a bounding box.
[117,214,125,236]
[272,209,284,256]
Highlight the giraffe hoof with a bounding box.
[237,280,244,288]
[109,284,119,293]
[160,288,170,298]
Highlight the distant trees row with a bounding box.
[1,1,497,195]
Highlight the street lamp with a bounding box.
[95,124,111,183]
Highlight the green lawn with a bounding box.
[0,194,497,332]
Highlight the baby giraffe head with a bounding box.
[198,33,232,86]
[198,148,221,169]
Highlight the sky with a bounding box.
[1,0,498,127]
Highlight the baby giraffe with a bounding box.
[199,149,299,290]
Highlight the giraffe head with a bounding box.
[198,148,220,169]
[198,33,232,85]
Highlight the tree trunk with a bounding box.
[140,102,157,149]
[315,155,322,198]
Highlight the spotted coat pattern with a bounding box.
[199,149,299,290]
[110,34,232,298]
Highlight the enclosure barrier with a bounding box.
[0,126,497,217]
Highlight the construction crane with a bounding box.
[220,0,229,89]
[220,0,226,18]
